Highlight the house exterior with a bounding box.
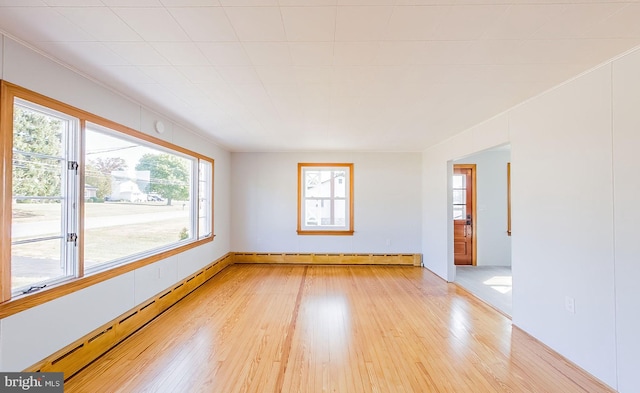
[109,171,150,202]
[84,184,98,200]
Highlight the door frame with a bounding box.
[453,164,477,266]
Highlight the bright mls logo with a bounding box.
[1,372,63,392]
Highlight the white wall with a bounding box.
[454,148,511,266]
[611,48,640,393]
[0,36,231,371]
[231,152,422,254]
[422,46,640,391]
[509,64,616,387]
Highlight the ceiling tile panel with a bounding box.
[113,7,190,41]
[220,0,277,5]
[255,65,298,84]
[263,84,299,98]
[432,5,507,40]
[0,7,93,42]
[215,65,263,84]
[279,0,336,5]
[517,38,640,65]
[462,40,526,65]
[333,42,379,65]
[331,66,374,96]
[139,65,193,87]
[0,1,46,5]
[168,7,237,41]
[224,7,287,41]
[57,7,141,41]
[281,6,336,41]
[176,65,226,85]
[295,66,332,85]
[198,43,251,65]
[385,6,449,40]
[160,0,221,5]
[588,3,640,39]
[335,6,394,41]
[289,42,334,66]
[102,0,162,6]
[37,42,128,68]
[338,0,394,5]
[243,42,292,65]
[101,65,156,86]
[105,42,169,65]
[151,42,210,65]
[417,40,473,64]
[374,41,425,65]
[482,4,564,40]
[44,0,102,5]
[534,3,628,39]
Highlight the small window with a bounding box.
[298,163,353,235]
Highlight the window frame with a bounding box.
[297,163,354,236]
[0,81,214,311]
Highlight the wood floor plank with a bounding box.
[65,265,614,393]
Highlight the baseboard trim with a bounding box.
[232,252,422,266]
[24,252,234,379]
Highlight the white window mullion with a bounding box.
[64,119,80,278]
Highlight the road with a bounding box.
[12,210,189,238]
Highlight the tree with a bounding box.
[12,106,63,199]
[85,164,111,199]
[135,153,189,205]
[86,157,127,198]
[92,157,127,175]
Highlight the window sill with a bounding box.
[0,236,213,319]
[297,230,354,236]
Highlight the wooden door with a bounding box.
[453,165,475,265]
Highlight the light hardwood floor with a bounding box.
[65,265,612,393]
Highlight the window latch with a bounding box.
[22,285,47,294]
[68,161,79,173]
[67,233,78,246]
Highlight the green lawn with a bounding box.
[12,201,191,266]
[13,200,188,222]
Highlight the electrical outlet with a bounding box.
[385,239,391,246]
[565,296,575,314]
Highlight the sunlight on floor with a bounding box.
[483,275,512,294]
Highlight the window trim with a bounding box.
[297,162,354,236]
[0,80,214,313]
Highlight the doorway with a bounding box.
[452,146,512,316]
[453,164,476,266]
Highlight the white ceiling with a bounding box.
[1,1,640,152]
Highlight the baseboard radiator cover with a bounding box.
[24,253,234,379]
[233,252,422,266]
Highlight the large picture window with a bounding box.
[0,81,214,303]
[297,163,354,235]
[84,124,196,272]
